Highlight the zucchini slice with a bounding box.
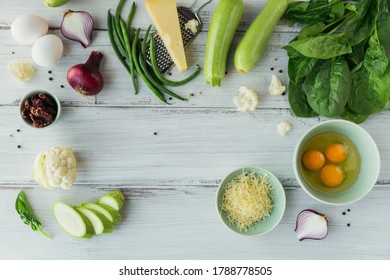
[52,201,95,239]
[74,206,114,235]
[81,202,121,224]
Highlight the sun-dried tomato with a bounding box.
[21,92,58,128]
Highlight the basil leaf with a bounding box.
[15,191,51,238]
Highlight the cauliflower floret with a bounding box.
[233,86,259,112]
[277,120,292,136]
[268,75,286,96]
[33,147,77,190]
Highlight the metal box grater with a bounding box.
[146,0,212,73]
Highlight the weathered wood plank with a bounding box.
[1,185,389,259]
[2,0,390,261]
[0,106,389,186]
[0,0,301,32]
[0,28,293,107]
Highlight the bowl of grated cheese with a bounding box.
[216,167,286,236]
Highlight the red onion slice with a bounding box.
[60,10,94,48]
[295,209,329,241]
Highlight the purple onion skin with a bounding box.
[67,51,104,96]
[60,10,94,48]
[295,209,329,241]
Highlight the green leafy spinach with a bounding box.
[303,59,352,117]
[284,0,390,123]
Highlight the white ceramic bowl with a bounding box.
[19,90,61,129]
[293,120,380,205]
[216,167,286,236]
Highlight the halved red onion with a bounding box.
[295,209,328,241]
[60,10,94,48]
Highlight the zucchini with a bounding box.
[81,202,121,224]
[204,0,243,86]
[52,201,95,239]
[234,0,290,73]
[74,206,114,235]
[97,190,125,210]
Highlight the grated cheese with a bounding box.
[221,171,273,231]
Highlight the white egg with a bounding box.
[11,15,49,45]
[31,34,64,67]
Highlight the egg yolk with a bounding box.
[320,165,345,187]
[325,143,347,163]
[303,150,325,171]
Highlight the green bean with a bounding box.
[120,19,137,93]
[150,37,201,86]
[137,26,187,101]
[126,1,136,31]
[138,26,186,100]
[141,25,163,84]
[110,15,126,57]
[132,28,168,104]
[142,25,153,57]
[107,11,131,76]
[138,53,188,101]
[114,0,127,49]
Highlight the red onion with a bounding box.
[60,10,94,48]
[295,209,329,241]
[67,51,104,96]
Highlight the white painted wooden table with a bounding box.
[1,0,389,260]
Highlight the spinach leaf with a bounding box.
[377,11,390,59]
[340,104,369,124]
[288,80,318,118]
[349,65,390,115]
[288,35,352,59]
[288,56,318,84]
[284,0,344,25]
[284,46,319,83]
[298,22,327,40]
[347,39,368,67]
[15,191,51,238]
[303,59,352,117]
[342,0,378,46]
[345,3,357,13]
[378,0,389,11]
[363,36,389,76]
[328,1,345,22]
[285,49,318,84]
[308,0,330,9]
[284,0,390,123]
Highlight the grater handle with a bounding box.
[190,0,213,14]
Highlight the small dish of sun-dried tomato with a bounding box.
[19,90,61,128]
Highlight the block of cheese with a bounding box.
[145,0,188,72]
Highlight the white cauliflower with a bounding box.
[233,86,259,112]
[33,147,77,190]
[268,75,286,96]
[277,120,292,136]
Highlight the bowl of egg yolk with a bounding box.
[293,120,380,205]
